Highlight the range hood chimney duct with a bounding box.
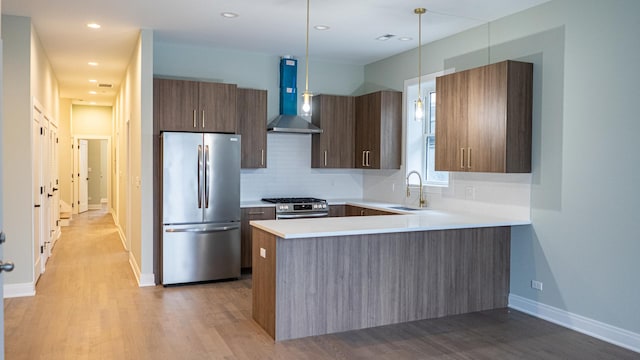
[267,57,323,134]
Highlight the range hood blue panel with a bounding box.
[280,58,298,115]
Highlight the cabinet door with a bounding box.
[328,205,346,217]
[154,78,199,132]
[237,88,267,168]
[240,207,275,268]
[467,62,508,173]
[378,91,402,169]
[435,71,469,172]
[199,82,237,133]
[355,94,373,168]
[312,95,355,168]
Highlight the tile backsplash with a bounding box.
[240,133,364,201]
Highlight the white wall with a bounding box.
[113,29,154,286]
[363,0,640,340]
[57,99,72,206]
[71,105,112,136]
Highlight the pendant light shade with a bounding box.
[301,0,313,117]
[414,7,426,122]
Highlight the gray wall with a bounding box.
[363,0,640,333]
[2,15,32,284]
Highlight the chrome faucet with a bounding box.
[406,170,426,208]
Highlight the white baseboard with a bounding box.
[113,216,128,251]
[509,294,640,354]
[4,282,36,298]
[128,251,156,287]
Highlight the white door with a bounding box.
[32,110,45,275]
[49,124,60,249]
[41,120,51,267]
[78,139,89,213]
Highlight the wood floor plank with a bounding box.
[4,210,638,359]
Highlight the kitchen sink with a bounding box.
[388,206,428,212]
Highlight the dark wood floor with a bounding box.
[4,211,638,359]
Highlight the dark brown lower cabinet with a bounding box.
[328,205,346,217]
[252,226,511,341]
[241,207,275,269]
[345,205,395,216]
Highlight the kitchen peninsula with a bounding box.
[250,208,529,341]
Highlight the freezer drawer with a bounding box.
[162,223,240,285]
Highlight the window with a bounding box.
[424,91,448,185]
[405,73,449,187]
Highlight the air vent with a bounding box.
[376,34,396,41]
[98,83,113,88]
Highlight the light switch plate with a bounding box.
[260,248,266,258]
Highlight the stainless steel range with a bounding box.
[261,197,328,219]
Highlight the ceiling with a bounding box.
[2,0,550,107]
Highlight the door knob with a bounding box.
[0,261,14,273]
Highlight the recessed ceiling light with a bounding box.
[87,23,101,29]
[376,34,396,41]
[89,79,97,83]
[88,91,97,95]
[314,25,330,31]
[90,102,97,105]
[221,12,238,18]
[398,37,412,41]
[88,62,99,66]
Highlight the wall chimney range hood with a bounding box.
[267,57,323,134]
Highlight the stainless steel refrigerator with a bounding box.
[161,132,241,285]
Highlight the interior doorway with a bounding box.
[73,136,111,215]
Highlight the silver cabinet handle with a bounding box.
[261,149,265,167]
[202,110,205,128]
[362,151,366,167]
[193,110,197,128]
[165,224,240,233]
[460,148,465,169]
[468,148,472,169]
[0,261,14,273]
[204,145,210,208]
[324,150,328,167]
[365,151,371,167]
[197,145,203,209]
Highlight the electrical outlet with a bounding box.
[465,186,475,200]
[531,280,543,291]
[260,247,266,258]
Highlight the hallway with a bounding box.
[3,211,265,359]
[4,211,638,359]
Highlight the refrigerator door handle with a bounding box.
[165,224,240,233]
[204,144,210,208]
[197,145,203,209]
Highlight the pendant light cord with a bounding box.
[305,0,310,94]
[418,11,422,99]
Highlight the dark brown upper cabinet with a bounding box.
[354,90,402,169]
[311,95,355,168]
[237,88,268,168]
[435,60,533,173]
[154,78,237,133]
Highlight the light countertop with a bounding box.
[250,208,530,239]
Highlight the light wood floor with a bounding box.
[4,211,638,359]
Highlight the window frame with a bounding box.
[403,69,453,187]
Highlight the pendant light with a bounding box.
[414,8,426,121]
[301,0,313,117]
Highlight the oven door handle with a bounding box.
[277,213,329,219]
